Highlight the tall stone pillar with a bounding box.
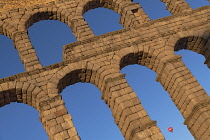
[39,95,81,140]
[156,55,210,140]
[102,73,165,140]
[12,31,42,71]
[70,17,95,41]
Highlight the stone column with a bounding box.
[102,73,165,140]
[120,3,150,28]
[160,0,192,14]
[12,31,42,71]
[39,95,80,140]
[70,16,95,41]
[156,55,210,140]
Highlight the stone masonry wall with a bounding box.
[0,0,210,140]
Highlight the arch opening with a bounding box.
[174,36,210,68]
[119,51,158,72]
[81,0,120,15]
[0,102,48,140]
[61,82,124,140]
[184,0,209,9]
[83,7,123,36]
[50,65,125,139]
[24,10,70,31]
[0,35,24,78]
[56,68,98,93]
[133,0,171,20]
[175,50,210,96]
[174,36,209,55]
[173,42,210,139]
[28,20,76,66]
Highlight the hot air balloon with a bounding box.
[168,127,173,132]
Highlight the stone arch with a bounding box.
[18,6,73,32]
[154,53,210,139]
[76,0,123,16]
[112,40,210,139]
[16,5,77,70]
[105,45,170,139]
[0,81,48,110]
[175,36,210,56]
[76,0,141,16]
[75,0,149,30]
[153,30,210,139]
[18,4,92,41]
[167,30,210,67]
[111,42,209,139]
[0,80,77,139]
[0,81,49,140]
[119,51,210,139]
[46,59,166,139]
[47,61,114,95]
[110,43,174,74]
[46,61,131,139]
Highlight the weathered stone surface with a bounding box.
[0,0,210,140]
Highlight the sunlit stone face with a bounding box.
[0,0,56,12]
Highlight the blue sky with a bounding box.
[0,0,209,140]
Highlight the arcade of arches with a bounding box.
[0,0,210,140]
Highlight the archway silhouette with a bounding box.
[61,82,124,140]
[133,0,171,20]
[28,20,76,66]
[83,7,123,36]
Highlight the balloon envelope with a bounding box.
[168,127,173,132]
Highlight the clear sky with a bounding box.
[0,0,209,140]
